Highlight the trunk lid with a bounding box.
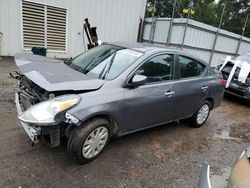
[14,53,105,92]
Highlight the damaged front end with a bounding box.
[13,73,81,147]
[12,53,105,147]
[15,93,41,144]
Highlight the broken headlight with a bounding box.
[19,95,81,125]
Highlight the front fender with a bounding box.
[67,103,124,135]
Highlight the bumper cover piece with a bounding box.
[15,93,41,143]
[225,83,250,100]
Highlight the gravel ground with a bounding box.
[0,57,249,188]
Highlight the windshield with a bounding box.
[68,44,143,80]
[235,53,250,63]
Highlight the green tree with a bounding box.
[218,0,250,37]
[146,0,174,18]
[146,0,217,21]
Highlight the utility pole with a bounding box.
[235,13,249,56]
[242,13,249,36]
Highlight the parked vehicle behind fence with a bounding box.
[217,53,250,100]
[14,42,225,164]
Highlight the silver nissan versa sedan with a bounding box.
[14,42,225,164]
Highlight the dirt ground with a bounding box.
[0,57,249,188]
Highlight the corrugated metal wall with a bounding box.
[0,0,146,58]
[143,18,250,67]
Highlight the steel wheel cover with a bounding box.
[82,126,108,159]
[197,104,209,124]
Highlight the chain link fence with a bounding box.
[145,0,249,35]
[141,0,250,66]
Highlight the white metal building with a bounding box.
[0,0,147,58]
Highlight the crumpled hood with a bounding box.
[14,53,105,92]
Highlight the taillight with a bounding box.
[220,79,227,86]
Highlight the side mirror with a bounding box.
[129,75,147,88]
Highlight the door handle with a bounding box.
[164,91,175,97]
[201,86,208,90]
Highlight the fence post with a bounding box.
[181,17,189,49]
[209,2,226,65]
[0,32,2,56]
[235,13,249,56]
[236,38,243,57]
[166,0,177,46]
[181,1,192,49]
[149,18,157,43]
[149,0,157,43]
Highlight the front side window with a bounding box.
[136,54,174,83]
[179,56,206,78]
[68,44,143,80]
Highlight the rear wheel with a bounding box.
[67,118,111,164]
[190,101,211,128]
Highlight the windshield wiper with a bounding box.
[80,56,97,74]
[63,57,72,65]
[65,56,96,74]
[98,52,117,80]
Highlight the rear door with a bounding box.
[174,55,209,119]
[123,53,179,132]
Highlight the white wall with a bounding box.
[0,0,147,57]
[0,0,22,56]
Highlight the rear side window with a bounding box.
[179,56,206,78]
[136,54,174,83]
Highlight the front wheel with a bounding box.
[190,101,211,128]
[67,118,111,164]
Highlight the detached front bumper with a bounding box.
[15,93,41,143]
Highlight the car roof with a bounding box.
[109,42,208,65]
[109,41,178,53]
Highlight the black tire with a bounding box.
[67,118,111,164]
[190,100,211,128]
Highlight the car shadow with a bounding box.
[105,120,205,155]
[223,93,250,107]
[54,121,192,164]
[111,121,190,142]
[46,120,211,168]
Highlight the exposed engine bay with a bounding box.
[11,71,52,111]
